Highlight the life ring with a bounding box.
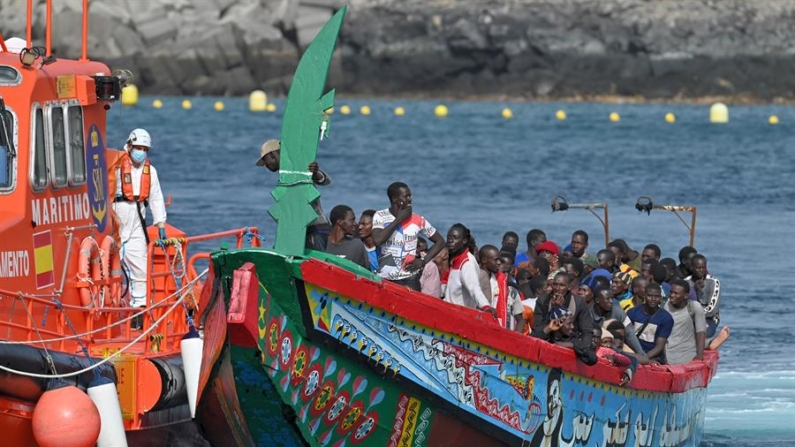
[77,237,104,307]
[100,235,122,307]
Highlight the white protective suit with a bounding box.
[113,158,166,308]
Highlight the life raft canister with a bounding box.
[77,237,104,307]
[100,235,122,307]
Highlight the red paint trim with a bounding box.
[33,230,51,247]
[300,259,718,394]
[36,271,54,288]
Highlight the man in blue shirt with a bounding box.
[514,229,546,267]
[628,283,673,363]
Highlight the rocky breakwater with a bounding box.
[342,0,795,100]
[3,0,795,100]
[0,0,333,95]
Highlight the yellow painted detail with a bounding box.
[112,356,137,420]
[34,244,53,273]
[398,397,422,447]
[56,75,76,99]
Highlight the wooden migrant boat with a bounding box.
[0,2,261,446]
[195,6,720,447]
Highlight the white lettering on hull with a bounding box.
[0,250,31,278]
[31,192,90,226]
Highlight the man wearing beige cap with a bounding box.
[256,139,332,250]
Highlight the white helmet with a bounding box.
[126,128,151,149]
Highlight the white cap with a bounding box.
[126,128,151,148]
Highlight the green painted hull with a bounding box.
[196,248,716,447]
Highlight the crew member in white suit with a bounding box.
[113,128,167,308]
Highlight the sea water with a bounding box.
[109,98,795,447]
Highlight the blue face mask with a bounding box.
[131,149,147,164]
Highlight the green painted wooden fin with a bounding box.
[269,6,346,256]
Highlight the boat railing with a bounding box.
[139,226,263,352]
[0,226,262,356]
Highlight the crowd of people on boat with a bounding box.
[253,140,730,383]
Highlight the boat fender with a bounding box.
[32,379,101,447]
[78,237,104,307]
[100,235,123,307]
[87,376,128,447]
[147,355,187,411]
[180,324,203,418]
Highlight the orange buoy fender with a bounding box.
[32,381,101,447]
[100,235,122,307]
[78,237,103,307]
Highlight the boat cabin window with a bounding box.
[0,66,21,85]
[67,106,85,184]
[32,108,47,189]
[0,108,15,188]
[48,106,68,188]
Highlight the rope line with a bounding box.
[0,268,207,379]
[0,270,207,345]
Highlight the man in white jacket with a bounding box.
[113,128,166,309]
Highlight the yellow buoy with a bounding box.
[360,105,371,116]
[501,108,513,119]
[340,105,351,115]
[325,107,334,114]
[709,102,729,123]
[769,115,779,125]
[214,101,224,112]
[181,99,192,110]
[555,110,567,121]
[665,112,676,123]
[121,84,138,106]
[609,112,620,122]
[265,103,277,112]
[434,104,448,118]
[249,90,267,112]
[152,99,163,109]
[395,106,405,116]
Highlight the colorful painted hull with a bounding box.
[198,248,719,447]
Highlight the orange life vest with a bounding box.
[119,152,151,202]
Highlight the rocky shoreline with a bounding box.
[3,0,795,101]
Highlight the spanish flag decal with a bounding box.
[33,230,54,289]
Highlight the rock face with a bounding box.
[3,0,795,100]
